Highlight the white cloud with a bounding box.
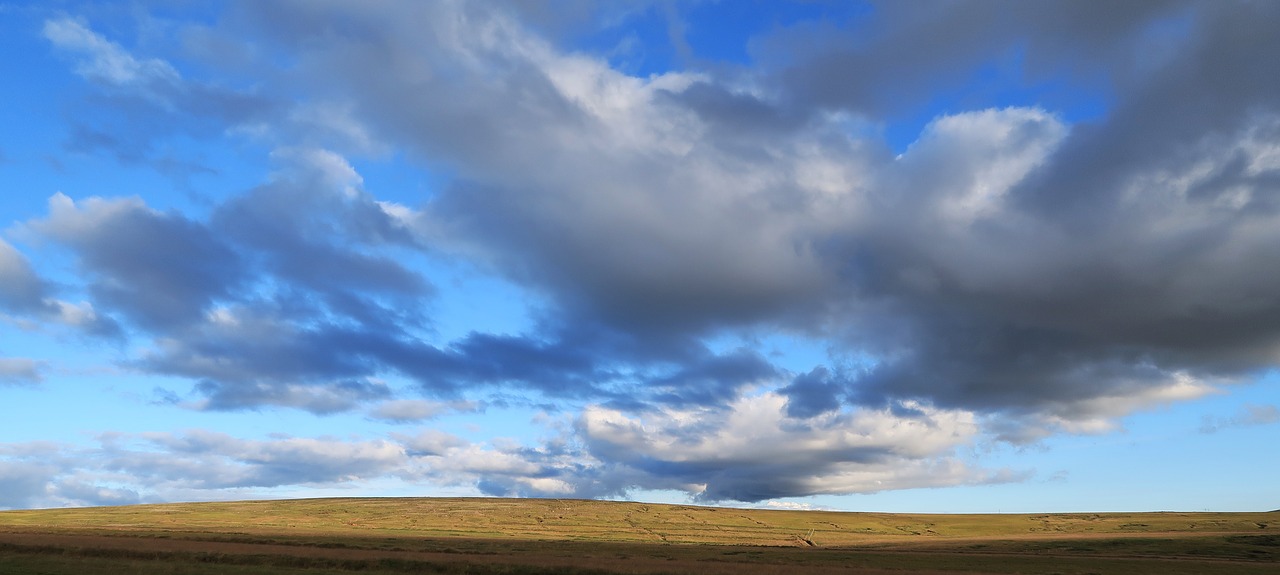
[986,373,1219,444]
[579,392,1006,500]
[269,147,364,198]
[42,17,179,92]
[895,107,1068,224]
[287,101,388,156]
[584,393,978,464]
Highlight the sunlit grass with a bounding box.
[1,498,1276,574]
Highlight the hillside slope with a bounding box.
[1,497,1273,547]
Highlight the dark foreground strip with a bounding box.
[0,541,629,575]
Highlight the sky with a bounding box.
[1,0,1278,513]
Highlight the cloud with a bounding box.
[17,0,1280,504]
[192,380,392,415]
[759,501,833,512]
[127,431,407,488]
[50,480,142,507]
[578,392,1011,502]
[329,0,1270,435]
[1,432,410,509]
[0,429,574,508]
[415,441,583,498]
[1200,404,1280,434]
[0,238,51,315]
[368,399,481,423]
[834,104,1280,433]
[761,1,1196,118]
[27,193,244,331]
[0,358,44,385]
[43,17,179,94]
[0,403,1011,508]
[20,154,435,413]
[0,237,118,336]
[643,348,780,408]
[43,16,277,175]
[0,461,56,509]
[778,367,844,419]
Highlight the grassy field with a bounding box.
[0,498,1275,574]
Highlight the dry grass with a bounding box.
[1,498,1276,574]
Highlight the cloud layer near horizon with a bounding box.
[4,0,1280,507]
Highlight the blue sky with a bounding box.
[1,0,1278,512]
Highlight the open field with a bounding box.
[0,498,1276,574]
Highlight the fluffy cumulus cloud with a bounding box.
[4,0,1280,505]
[578,393,1015,501]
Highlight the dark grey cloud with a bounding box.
[132,267,782,409]
[137,316,563,410]
[435,331,609,395]
[1011,2,1280,226]
[20,155,439,413]
[0,238,53,315]
[28,194,244,331]
[657,81,804,138]
[210,149,433,334]
[221,1,839,339]
[74,0,1280,423]
[824,118,1280,426]
[779,366,843,419]
[764,0,1193,118]
[498,0,660,42]
[644,348,779,407]
[51,181,779,412]
[20,0,1280,502]
[0,236,120,337]
[42,4,1280,423]
[141,317,384,392]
